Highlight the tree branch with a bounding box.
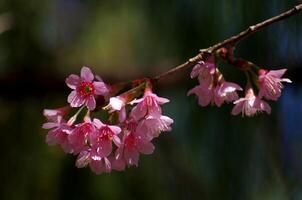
[153,3,302,82]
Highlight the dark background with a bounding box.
[0,0,302,199]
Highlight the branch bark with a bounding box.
[153,3,302,82]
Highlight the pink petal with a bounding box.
[268,69,287,78]
[148,104,162,117]
[255,98,271,114]
[93,118,104,129]
[90,160,102,174]
[93,81,108,95]
[119,107,127,122]
[68,91,85,107]
[161,116,174,128]
[108,125,121,135]
[112,135,121,147]
[111,154,126,171]
[91,157,111,174]
[95,75,103,82]
[115,146,124,160]
[66,74,80,89]
[86,96,96,110]
[46,129,66,145]
[95,138,112,158]
[213,90,224,107]
[155,96,170,104]
[190,63,203,78]
[42,122,58,129]
[67,90,76,103]
[103,157,112,173]
[231,101,244,115]
[43,108,64,121]
[262,101,271,114]
[220,82,242,93]
[81,66,94,82]
[68,126,90,154]
[137,141,154,155]
[76,150,91,168]
[129,98,144,105]
[124,146,139,166]
[130,104,147,121]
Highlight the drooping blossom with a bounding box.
[190,56,216,84]
[74,119,121,174]
[42,117,73,153]
[258,69,291,101]
[105,96,127,122]
[231,87,271,117]
[213,82,242,107]
[91,119,121,158]
[76,148,112,174]
[130,88,169,121]
[188,55,242,107]
[112,120,155,170]
[68,117,95,154]
[138,114,174,139]
[66,67,109,110]
[188,74,242,107]
[187,84,213,107]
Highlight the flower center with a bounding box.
[125,133,136,147]
[77,81,94,98]
[80,123,93,135]
[99,126,113,140]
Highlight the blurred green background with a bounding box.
[0,0,302,199]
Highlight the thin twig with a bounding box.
[153,3,302,82]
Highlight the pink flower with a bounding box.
[105,97,127,122]
[130,88,169,121]
[258,69,291,101]
[138,115,174,139]
[68,117,95,154]
[112,120,155,170]
[66,66,109,110]
[188,56,242,107]
[231,88,271,117]
[42,118,73,153]
[190,56,216,80]
[213,82,242,107]
[187,84,213,107]
[90,119,121,158]
[188,81,242,107]
[76,148,112,174]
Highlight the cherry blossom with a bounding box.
[68,117,95,154]
[231,88,271,117]
[76,148,112,174]
[112,120,155,170]
[90,119,121,158]
[130,88,169,121]
[138,114,174,139]
[258,69,291,101]
[105,96,127,122]
[42,117,73,153]
[66,67,108,110]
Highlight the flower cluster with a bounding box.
[42,67,173,174]
[42,49,292,174]
[188,53,291,116]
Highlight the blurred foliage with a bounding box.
[0,0,302,200]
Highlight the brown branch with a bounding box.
[153,3,302,82]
